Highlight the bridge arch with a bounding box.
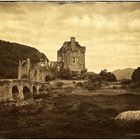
[12,86,19,99]
[45,75,51,82]
[23,86,31,100]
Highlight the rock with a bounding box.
[115,110,140,122]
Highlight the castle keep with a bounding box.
[57,37,86,72]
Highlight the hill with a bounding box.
[0,40,48,79]
[112,68,134,80]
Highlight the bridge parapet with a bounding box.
[0,79,46,101]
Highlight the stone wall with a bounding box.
[0,79,42,101]
[18,58,59,82]
[0,80,10,100]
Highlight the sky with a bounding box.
[0,2,140,73]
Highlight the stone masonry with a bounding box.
[57,37,86,72]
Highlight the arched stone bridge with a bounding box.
[0,79,45,100]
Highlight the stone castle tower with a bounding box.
[57,37,86,72]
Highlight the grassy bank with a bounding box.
[0,90,140,138]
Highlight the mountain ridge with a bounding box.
[112,68,134,80]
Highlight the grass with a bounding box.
[0,89,140,138]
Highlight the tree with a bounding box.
[87,73,101,83]
[99,69,117,82]
[81,68,88,79]
[60,68,71,79]
[81,68,87,75]
[131,67,140,84]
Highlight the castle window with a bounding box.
[73,57,76,63]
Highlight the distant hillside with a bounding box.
[0,40,48,79]
[112,68,134,80]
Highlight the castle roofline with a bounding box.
[58,37,85,53]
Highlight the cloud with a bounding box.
[0,2,140,72]
[0,2,26,14]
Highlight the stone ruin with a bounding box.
[0,37,86,101]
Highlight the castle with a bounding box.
[0,37,86,100]
[57,37,86,72]
[18,37,86,82]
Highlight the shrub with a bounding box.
[113,86,117,90]
[80,68,87,79]
[81,68,87,75]
[121,79,131,85]
[55,81,64,89]
[99,69,117,82]
[73,81,75,84]
[132,67,140,85]
[85,83,96,90]
[83,82,101,90]
[130,83,138,89]
[121,85,127,89]
[60,68,71,79]
[87,73,101,83]
[76,82,83,87]
[33,93,48,99]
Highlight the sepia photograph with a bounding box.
[0,1,140,139]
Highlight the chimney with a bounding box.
[70,37,76,48]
